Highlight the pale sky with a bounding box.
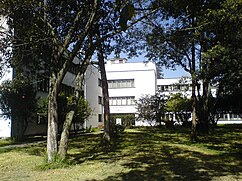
[108,53,190,79]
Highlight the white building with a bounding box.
[157,77,192,97]
[105,58,157,126]
[24,63,103,136]
[157,77,242,124]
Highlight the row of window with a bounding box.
[37,78,75,96]
[157,84,192,92]
[216,113,242,120]
[109,96,135,106]
[108,79,135,89]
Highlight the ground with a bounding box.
[0,125,241,180]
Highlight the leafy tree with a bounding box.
[135,94,167,126]
[0,0,164,160]
[120,0,242,138]
[165,93,192,126]
[0,79,36,140]
[73,96,92,129]
[206,0,242,114]
[0,0,98,161]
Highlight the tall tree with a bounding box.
[120,0,237,138]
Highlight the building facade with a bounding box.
[105,58,157,126]
[24,63,103,136]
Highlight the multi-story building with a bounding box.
[105,58,157,126]
[157,77,192,97]
[24,62,103,135]
[0,61,103,137]
[157,77,241,124]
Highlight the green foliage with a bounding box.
[37,97,48,117]
[135,94,167,124]
[135,95,157,121]
[36,94,92,126]
[71,96,92,124]
[166,93,192,113]
[0,79,36,119]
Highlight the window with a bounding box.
[60,84,75,96]
[98,96,103,104]
[108,79,135,89]
[98,78,102,87]
[109,96,135,106]
[98,114,102,122]
[68,63,79,74]
[117,97,121,105]
[37,78,49,92]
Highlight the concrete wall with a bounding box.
[84,65,103,128]
[105,58,157,123]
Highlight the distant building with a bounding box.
[105,58,157,126]
[157,77,192,97]
[157,77,241,124]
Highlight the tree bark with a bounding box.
[200,80,210,133]
[190,17,197,140]
[11,116,25,141]
[47,73,59,162]
[191,77,197,140]
[58,70,85,159]
[97,39,111,142]
[58,110,75,159]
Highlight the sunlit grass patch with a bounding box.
[0,125,241,180]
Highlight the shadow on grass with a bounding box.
[101,126,242,180]
[0,125,241,180]
[76,125,241,181]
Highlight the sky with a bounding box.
[0,68,12,84]
[108,53,190,79]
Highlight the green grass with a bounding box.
[0,125,242,180]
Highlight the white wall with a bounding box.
[106,59,157,115]
[84,65,103,128]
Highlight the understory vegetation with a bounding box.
[0,125,241,180]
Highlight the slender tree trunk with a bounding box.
[199,32,210,134]
[58,71,84,159]
[47,73,59,162]
[58,110,75,159]
[200,80,210,133]
[191,78,197,140]
[97,39,111,142]
[190,17,197,140]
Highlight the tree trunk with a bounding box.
[200,80,210,133]
[58,110,75,159]
[191,80,197,140]
[97,39,111,142]
[47,73,59,162]
[190,17,197,140]
[58,70,84,160]
[11,116,25,141]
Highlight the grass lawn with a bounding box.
[0,125,242,181]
